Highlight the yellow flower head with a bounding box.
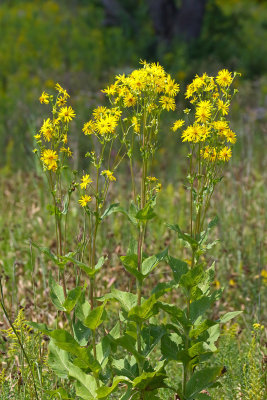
[39,91,49,104]
[101,170,116,181]
[165,76,180,97]
[83,120,95,135]
[79,195,92,207]
[58,106,76,123]
[159,96,176,111]
[40,118,53,142]
[216,69,233,87]
[219,146,232,162]
[172,120,185,132]
[57,96,67,107]
[132,116,140,133]
[217,99,230,116]
[93,106,107,119]
[80,174,92,189]
[60,147,73,157]
[195,100,212,123]
[123,92,137,108]
[40,149,58,171]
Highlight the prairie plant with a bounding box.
[27,65,243,400]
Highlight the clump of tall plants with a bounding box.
[23,63,242,399]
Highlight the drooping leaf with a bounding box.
[185,366,223,399]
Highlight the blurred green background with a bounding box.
[1,0,267,171]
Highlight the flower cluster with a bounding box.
[173,69,238,163]
[35,83,75,172]
[82,106,121,141]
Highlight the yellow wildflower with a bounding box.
[224,129,237,144]
[93,106,107,119]
[60,147,73,157]
[39,91,49,104]
[219,146,232,162]
[59,106,76,122]
[165,77,180,97]
[80,174,92,189]
[216,69,233,87]
[40,118,53,142]
[83,120,95,135]
[147,176,158,182]
[123,92,137,108]
[172,120,185,132]
[159,96,176,111]
[132,116,140,133]
[261,269,267,285]
[102,85,117,96]
[101,170,116,181]
[40,149,58,171]
[56,96,67,107]
[217,99,230,116]
[195,100,212,123]
[79,195,92,207]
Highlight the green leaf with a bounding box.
[190,290,222,323]
[128,294,159,323]
[135,201,156,221]
[142,248,168,276]
[179,264,204,292]
[116,334,145,364]
[31,241,65,268]
[185,366,223,399]
[219,311,242,324]
[69,364,97,399]
[97,376,131,399]
[157,302,189,328]
[26,321,52,335]
[101,288,138,312]
[168,255,188,283]
[49,274,65,311]
[84,304,106,331]
[132,361,167,390]
[167,224,198,249]
[120,254,143,281]
[75,293,91,321]
[61,255,105,278]
[101,202,121,219]
[189,320,217,339]
[188,341,212,358]
[161,334,188,363]
[142,324,166,356]
[50,329,81,356]
[63,286,82,313]
[73,320,91,346]
[47,388,71,399]
[112,357,139,380]
[48,340,69,379]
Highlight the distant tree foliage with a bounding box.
[0,0,267,169]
